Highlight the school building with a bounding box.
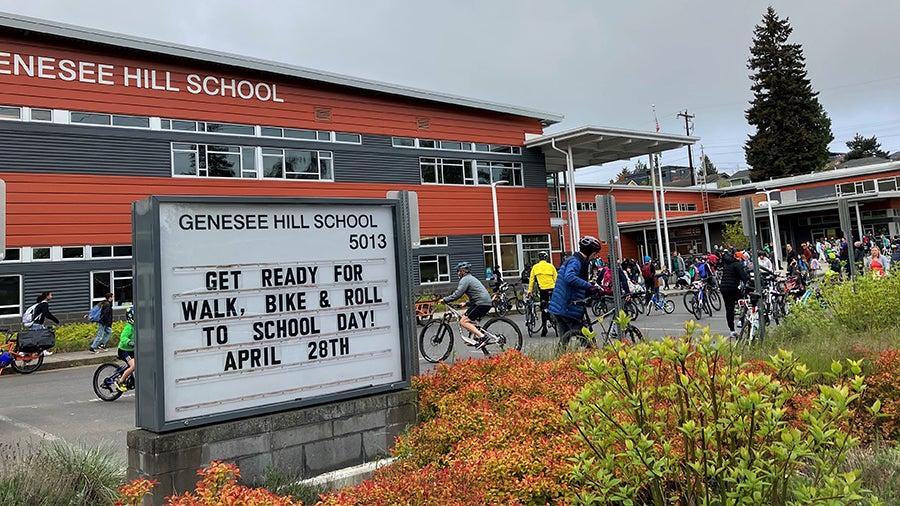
[1,12,897,321]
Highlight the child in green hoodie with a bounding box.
[116,307,135,392]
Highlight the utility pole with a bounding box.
[677,110,695,184]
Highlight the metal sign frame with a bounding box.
[132,195,414,433]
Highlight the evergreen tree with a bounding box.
[698,155,717,180]
[744,7,833,181]
[613,167,630,183]
[844,133,888,161]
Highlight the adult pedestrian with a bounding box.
[30,291,59,356]
[90,292,115,353]
[549,236,602,348]
[719,251,749,338]
[526,251,557,337]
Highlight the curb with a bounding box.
[1,351,112,377]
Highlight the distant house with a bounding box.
[623,165,693,186]
[728,169,752,185]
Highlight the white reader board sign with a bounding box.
[132,196,413,432]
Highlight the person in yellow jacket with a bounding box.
[526,251,558,336]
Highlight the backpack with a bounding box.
[598,266,613,293]
[88,304,102,323]
[22,303,39,327]
[697,262,709,279]
[641,262,653,278]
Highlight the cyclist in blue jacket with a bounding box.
[549,236,603,346]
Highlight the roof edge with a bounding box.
[0,11,564,126]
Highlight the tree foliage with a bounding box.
[698,155,716,180]
[844,133,888,161]
[745,7,833,181]
[721,217,750,251]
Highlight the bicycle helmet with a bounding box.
[454,261,471,272]
[538,251,548,261]
[644,255,651,263]
[125,307,134,323]
[578,235,602,255]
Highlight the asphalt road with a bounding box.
[0,291,728,467]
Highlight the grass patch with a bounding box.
[255,465,328,505]
[842,444,900,505]
[0,438,125,505]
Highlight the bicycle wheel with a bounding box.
[709,289,722,311]
[702,295,713,317]
[10,349,43,374]
[514,297,526,315]
[416,313,433,326]
[591,298,607,317]
[559,328,595,353]
[625,299,640,321]
[482,317,523,353]
[662,299,675,314]
[92,363,123,401]
[622,324,643,344]
[688,293,702,320]
[683,291,696,313]
[645,298,654,316]
[525,305,538,337]
[492,298,508,316]
[419,321,454,363]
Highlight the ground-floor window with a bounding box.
[483,234,551,279]
[91,270,133,306]
[0,275,21,317]
[418,254,450,284]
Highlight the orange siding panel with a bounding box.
[0,37,543,145]
[2,173,551,246]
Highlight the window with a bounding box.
[576,202,597,211]
[92,270,133,306]
[172,143,257,178]
[0,106,21,120]
[419,236,448,247]
[418,255,450,284]
[62,246,85,260]
[32,247,51,261]
[664,203,698,212]
[334,132,361,144]
[483,234,551,278]
[161,119,199,131]
[89,245,132,258]
[1,248,21,262]
[395,137,521,155]
[204,122,254,136]
[475,161,524,187]
[112,115,150,128]
[420,158,475,185]
[0,275,21,317]
[262,148,333,180]
[71,112,110,125]
[30,108,52,122]
[391,137,415,147]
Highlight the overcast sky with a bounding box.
[2,0,898,182]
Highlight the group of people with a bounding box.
[17,291,135,392]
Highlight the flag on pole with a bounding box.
[652,104,660,132]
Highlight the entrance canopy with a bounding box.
[525,125,699,254]
[526,125,699,171]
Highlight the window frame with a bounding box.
[0,274,22,318]
[91,269,134,306]
[418,254,451,284]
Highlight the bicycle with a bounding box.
[0,328,51,374]
[683,280,713,320]
[92,359,136,401]
[735,291,762,348]
[592,293,641,321]
[559,297,643,353]
[644,291,675,315]
[524,292,557,338]
[419,303,523,363]
[491,282,525,316]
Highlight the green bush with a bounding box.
[567,329,882,504]
[0,439,125,505]
[824,273,900,332]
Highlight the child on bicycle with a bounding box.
[439,262,494,350]
[115,307,135,392]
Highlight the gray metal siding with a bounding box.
[0,123,547,188]
[2,258,132,314]
[412,234,489,295]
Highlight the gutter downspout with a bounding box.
[551,139,579,253]
[650,154,664,265]
[656,155,673,271]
